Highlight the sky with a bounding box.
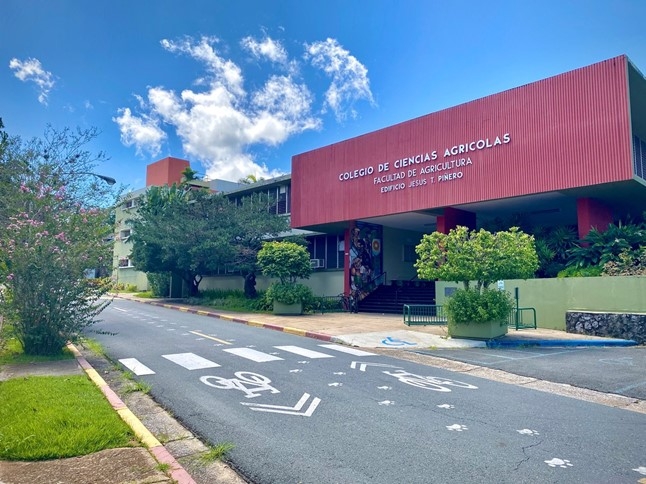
[2,1,646,190]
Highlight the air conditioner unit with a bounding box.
[310,258,325,269]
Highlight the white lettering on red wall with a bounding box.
[336,132,511,194]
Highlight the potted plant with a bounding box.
[415,226,539,339]
[257,241,313,315]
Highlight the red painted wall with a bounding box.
[291,56,633,229]
[146,157,190,187]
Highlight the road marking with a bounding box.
[162,353,221,370]
[189,330,232,345]
[318,344,376,356]
[381,336,416,346]
[614,380,646,393]
[119,358,155,375]
[240,392,321,417]
[223,348,283,362]
[350,361,402,372]
[274,345,334,359]
[113,307,127,312]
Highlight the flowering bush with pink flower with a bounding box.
[0,122,117,355]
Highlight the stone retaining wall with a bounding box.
[566,311,646,344]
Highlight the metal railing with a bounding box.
[507,307,537,330]
[403,304,537,330]
[403,304,447,326]
[316,295,348,313]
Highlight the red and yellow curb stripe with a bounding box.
[67,343,197,484]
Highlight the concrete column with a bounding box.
[577,198,613,239]
[436,207,476,234]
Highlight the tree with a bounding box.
[229,193,291,296]
[257,241,313,306]
[0,124,117,355]
[129,184,290,297]
[415,226,538,291]
[257,241,312,284]
[415,226,538,329]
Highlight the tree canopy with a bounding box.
[415,226,539,291]
[128,184,290,296]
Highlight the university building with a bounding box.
[114,55,646,322]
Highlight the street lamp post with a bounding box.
[76,172,117,185]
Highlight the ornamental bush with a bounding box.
[257,241,311,285]
[445,287,513,326]
[0,124,116,355]
[415,226,538,326]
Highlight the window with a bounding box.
[119,229,131,241]
[307,234,344,269]
[118,258,133,268]
[123,198,138,209]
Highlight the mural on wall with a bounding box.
[349,222,382,300]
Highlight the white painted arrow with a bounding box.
[240,393,321,417]
[350,361,403,372]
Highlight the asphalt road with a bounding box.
[416,346,646,400]
[90,300,646,484]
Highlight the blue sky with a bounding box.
[3,1,646,189]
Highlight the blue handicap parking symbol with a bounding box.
[381,336,416,347]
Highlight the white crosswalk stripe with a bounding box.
[122,344,373,374]
[317,344,376,356]
[223,347,284,362]
[274,345,334,359]
[162,353,220,370]
[119,358,155,375]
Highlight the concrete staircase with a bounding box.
[358,281,436,314]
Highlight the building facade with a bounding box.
[291,55,646,296]
[114,56,646,303]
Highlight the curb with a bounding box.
[67,343,197,484]
[486,338,638,348]
[112,295,640,349]
[143,299,337,343]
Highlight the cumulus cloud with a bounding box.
[113,107,166,156]
[115,34,372,181]
[305,38,375,121]
[9,57,55,105]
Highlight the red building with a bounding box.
[291,55,646,296]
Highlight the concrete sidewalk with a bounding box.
[117,293,638,349]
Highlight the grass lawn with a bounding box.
[0,337,74,365]
[0,375,135,460]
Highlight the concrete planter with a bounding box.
[448,320,508,339]
[272,301,303,315]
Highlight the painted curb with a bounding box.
[486,338,638,348]
[134,297,336,343]
[67,343,197,484]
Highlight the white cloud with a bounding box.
[9,57,55,105]
[241,36,288,65]
[305,38,374,121]
[115,34,372,181]
[113,107,166,156]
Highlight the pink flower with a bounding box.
[7,274,14,281]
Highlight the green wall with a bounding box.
[436,276,646,330]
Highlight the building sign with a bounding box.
[337,133,511,194]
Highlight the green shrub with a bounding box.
[445,288,513,326]
[147,272,170,297]
[113,283,138,292]
[265,283,313,305]
[557,265,603,278]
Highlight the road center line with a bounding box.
[189,331,232,345]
